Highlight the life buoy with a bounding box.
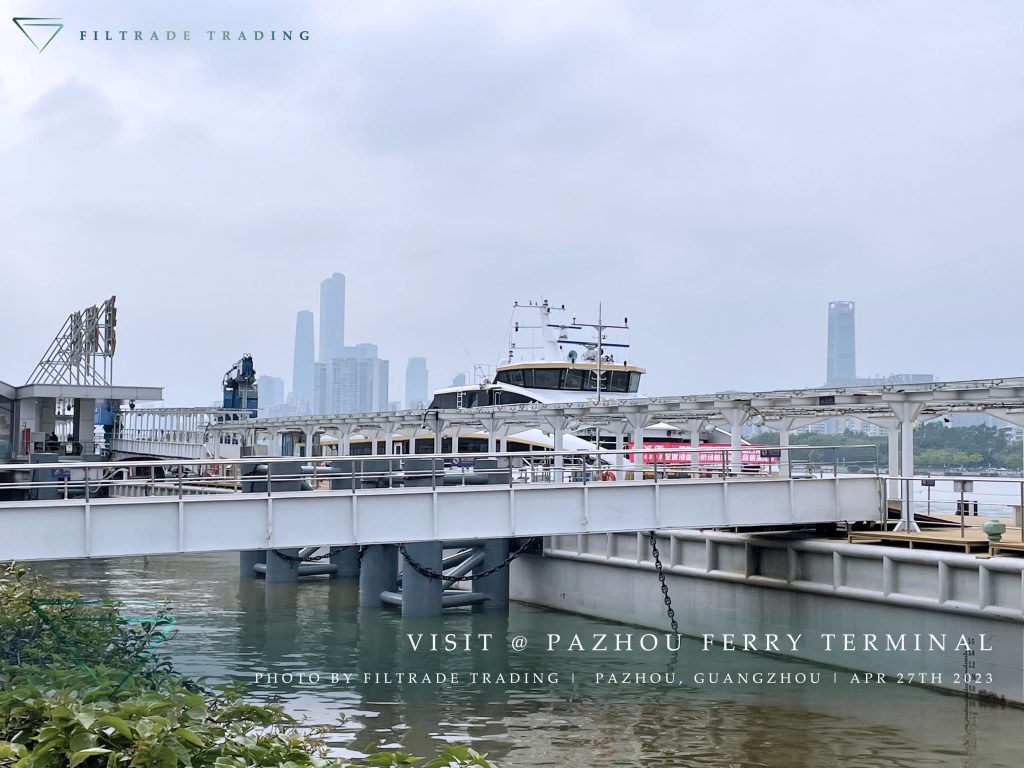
[601,470,616,482]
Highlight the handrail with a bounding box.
[0,442,885,506]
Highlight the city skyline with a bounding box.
[5,1,1024,407]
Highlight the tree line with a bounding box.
[749,423,1023,470]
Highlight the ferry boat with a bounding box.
[428,299,643,409]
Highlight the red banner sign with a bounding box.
[628,442,778,465]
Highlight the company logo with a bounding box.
[12,16,64,52]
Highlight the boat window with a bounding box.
[429,392,459,409]
[607,371,629,393]
[586,370,609,392]
[504,369,524,386]
[563,369,585,390]
[534,369,561,389]
[498,391,536,405]
[520,369,535,388]
[628,372,641,392]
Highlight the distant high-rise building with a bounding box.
[405,357,429,409]
[826,301,856,386]
[313,362,330,415]
[256,376,285,410]
[291,310,314,412]
[319,273,346,364]
[452,373,467,387]
[330,344,389,413]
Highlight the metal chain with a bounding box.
[648,531,678,634]
[271,546,348,563]
[398,538,537,582]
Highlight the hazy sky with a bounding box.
[2,1,1023,406]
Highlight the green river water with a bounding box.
[29,553,1024,768]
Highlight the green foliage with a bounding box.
[750,424,1023,470]
[0,563,173,678]
[0,565,492,768]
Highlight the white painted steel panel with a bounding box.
[356,490,435,543]
[0,505,86,559]
[90,501,179,557]
[0,476,883,561]
[586,484,657,532]
[182,497,269,551]
[269,494,354,548]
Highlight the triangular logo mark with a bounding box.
[12,17,64,52]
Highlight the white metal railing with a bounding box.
[0,444,881,503]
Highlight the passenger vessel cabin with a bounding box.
[428,361,645,409]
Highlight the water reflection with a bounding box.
[29,553,1023,768]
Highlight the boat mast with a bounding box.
[571,303,629,403]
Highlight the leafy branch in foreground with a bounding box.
[0,563,493,768]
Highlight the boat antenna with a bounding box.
[571,303,629,402]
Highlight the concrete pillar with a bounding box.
[264,548,301,582]
[474,539,510,610]
[684,418,703,476]
[779,428,791,478]
[400,542,443,617]
[330,546,360,579]
[302,428,315,457]
[359,545,399,606]
[721,407,749,474]
[612,427,626,480]
[240,549,267,577]
[889,402,925,533]
[625,413,650,475]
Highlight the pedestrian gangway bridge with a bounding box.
[0,448,884,563]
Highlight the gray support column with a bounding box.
[264,548,301,582]
[889,401,925,532]
[240,549,266,577]
[359,545,398,606]
[721,407,750,474]
[330,546,360,579]
[683,418,703,476]
[400,542,443,617]
[779,427,791,478]
[625,412,651,477]
[474,539,511,610]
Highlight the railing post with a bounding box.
[833,447,838,478]
[267,462,273,498]
[85,469,90,503]
[177,464,183,499]
[653,452,659,484]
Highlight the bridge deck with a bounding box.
[0,475,882,562]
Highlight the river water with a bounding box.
[29,553,1024,768]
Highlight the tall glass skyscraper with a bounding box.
[292,310,315,410]
[319,273,346,363]
[826,301,856,385]
[405,357,428,409]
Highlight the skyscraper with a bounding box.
[330,344,389,413]
[319,273,346,364]
[452,373,467,387]
[313,362,330,415]
[405,357,429,409]
[826,301,856,386]
[256,376,285,409]
[291,310,314,412]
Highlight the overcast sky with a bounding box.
[2,1,1023,406]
